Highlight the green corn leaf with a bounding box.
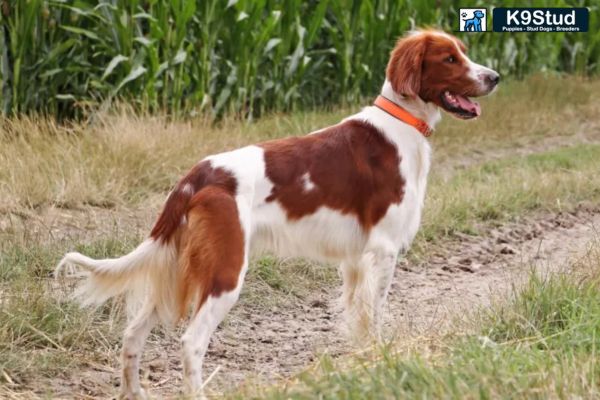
[134,37,153,47]
[1,0,598,118]
[172,49,187,65]
[102,55,129,80]
[264,38,282,54]
[115,65,147,92]
[40,68,63,79]
[133,12,157,21]
[59,25,100,40]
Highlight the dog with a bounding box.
[56,29,499,399]
[463,10,485,31]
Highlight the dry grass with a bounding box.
[423,144,600,237]
[0,107,349,211]
[1,75,599,213]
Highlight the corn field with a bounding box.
[0,0,598,119]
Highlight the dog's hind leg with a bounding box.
[181,288,243,398]
[177,186,249,398]
[119,301,158,400]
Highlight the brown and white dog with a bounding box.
[56,29,499,399]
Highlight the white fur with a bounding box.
[334,91,433,337]
[55,239,179,324]
[301,172,316,191]
[252,204,366,261]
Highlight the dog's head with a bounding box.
[473,10,485,19]
[386,29,499,119]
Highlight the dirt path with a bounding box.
[388,208,600,335]
[119,208,598,399]
[5,202,599,398]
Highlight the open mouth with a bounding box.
[440,91,481,119]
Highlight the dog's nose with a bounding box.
[486,72,500,87]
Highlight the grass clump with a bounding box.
[422,144,600,241]
[0,236,134,387]
[0,277,118,385]
[243,256,338,307]
[484,266,600,351]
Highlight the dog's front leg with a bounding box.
[339,246,398,342]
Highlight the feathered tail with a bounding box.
[55,239,179,324]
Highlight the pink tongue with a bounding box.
[455,94,481,116]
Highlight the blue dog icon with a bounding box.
[463,10,485,31]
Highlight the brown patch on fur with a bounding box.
[260,120,404,231]
[386,33,427,97]
[419,34,482,105]
[150,161,237,243]
[177,186,245,318]
[387,30,483,105]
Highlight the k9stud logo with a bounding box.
[459,8,487,32]
[493,7,589,32]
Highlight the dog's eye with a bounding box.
[446,56,455,63]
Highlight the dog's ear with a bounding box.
[386,33,428,97]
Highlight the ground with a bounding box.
[1,75,600,399]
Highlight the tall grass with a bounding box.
[1,75,598,212]
[0,0,598,119]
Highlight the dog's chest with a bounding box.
[374,137,431,251]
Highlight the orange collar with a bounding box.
[373,95,432,137]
